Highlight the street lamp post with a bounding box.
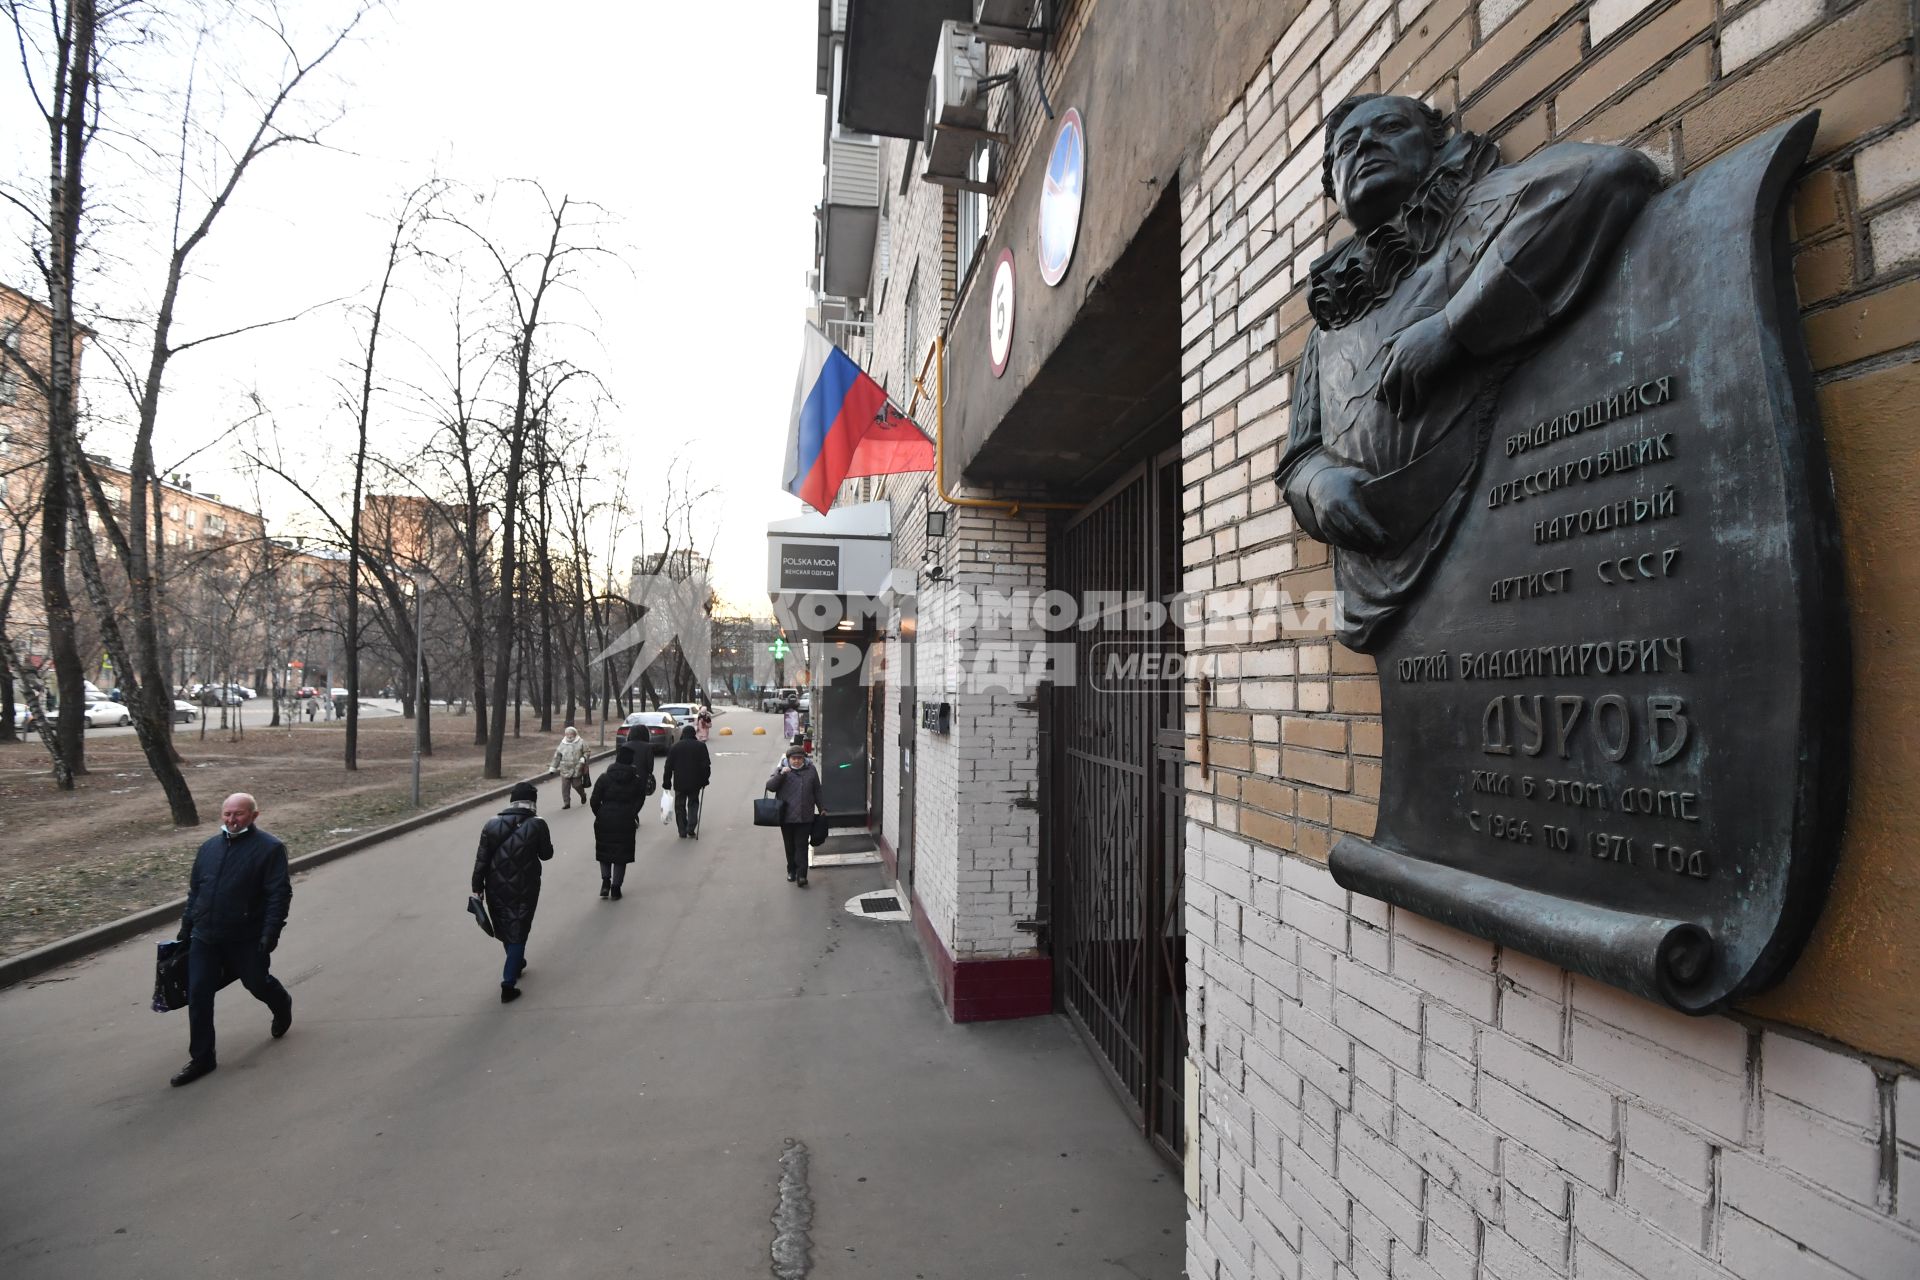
[411,575,426,809]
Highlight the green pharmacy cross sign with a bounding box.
[769,637,791,661]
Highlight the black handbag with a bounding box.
[466,893,495,937]
[151,940,189,1012]
[809,813,830,847]
[753,798,782,826]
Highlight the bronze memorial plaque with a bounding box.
[1280,100,1848,1013]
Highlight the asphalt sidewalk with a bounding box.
[0,712,1182,1278]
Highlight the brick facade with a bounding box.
[1181,1,1920,1276]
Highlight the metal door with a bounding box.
[869,646,887,833]
[816,640,870,816]
[1050,447,1187,1163]
[896,635,916,892]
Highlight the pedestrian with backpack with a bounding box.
[471,782,554,1003]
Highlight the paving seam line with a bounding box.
[0,747,621,992]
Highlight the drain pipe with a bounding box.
[908,335,1081,518]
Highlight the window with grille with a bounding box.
[956,145,989,284]
[903,267,920,398]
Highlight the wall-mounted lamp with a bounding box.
[925,509,950,539]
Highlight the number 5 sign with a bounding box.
[988,249,1015,378]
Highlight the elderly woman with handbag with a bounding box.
[764,745,822,888]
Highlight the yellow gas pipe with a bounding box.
[907,335,1082,518]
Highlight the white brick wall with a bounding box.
[1187,846,1920,1280]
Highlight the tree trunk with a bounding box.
[66,473,197,820]
[37,0,97,784]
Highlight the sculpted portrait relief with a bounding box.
[1280,96,1851,1014]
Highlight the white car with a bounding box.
[81,700,132,728]
[659,703,697,721]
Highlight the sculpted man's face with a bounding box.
[1330,97,1439,231]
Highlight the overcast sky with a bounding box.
[1,0,826,613]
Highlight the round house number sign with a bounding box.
[989,249,1016,377]
[1037,108,1085,287]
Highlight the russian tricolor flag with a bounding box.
[784,324,934,513]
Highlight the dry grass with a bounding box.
[0,710,599,959]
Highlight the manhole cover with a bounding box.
[859,895,901,914]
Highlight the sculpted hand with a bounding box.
[1378,312,1461,419]
[1309,467,1390,553]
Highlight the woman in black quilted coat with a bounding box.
[471,781,554,1003]
[589,744,653,900]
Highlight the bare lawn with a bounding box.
[0,712,592,960]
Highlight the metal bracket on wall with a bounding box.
[1198,674,1211,781]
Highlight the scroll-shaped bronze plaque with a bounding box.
[1327,115,1849,1013]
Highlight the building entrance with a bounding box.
[1050,446,1186,1164]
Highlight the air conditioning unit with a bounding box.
[927,21,988,141]
[923,21,992,186]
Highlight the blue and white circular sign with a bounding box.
[1037,108,1085,287]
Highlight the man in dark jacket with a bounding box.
[590,745,652,899]
[662,724,712,839]
[765,747,822,888]
[472,781,554,1003]
[169,792,293,1087]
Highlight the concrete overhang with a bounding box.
[936,0,1312,499]
[841,0,974,139]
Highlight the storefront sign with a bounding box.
[1037,108,1084,287]
[778,544,841,590]
[989,249,1016,377]
[1285,104,1847,1013]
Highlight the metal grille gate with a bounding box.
[1051,447,1186,1163]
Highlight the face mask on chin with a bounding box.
[223,822,251,837]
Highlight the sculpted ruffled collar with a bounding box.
[1307,131,1500,331]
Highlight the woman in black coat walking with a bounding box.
[765,745,822,888]
[589,744,653,899]
[471,781,554,1002]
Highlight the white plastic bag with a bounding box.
[660,787,673,821]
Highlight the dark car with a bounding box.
[615,711,677,753]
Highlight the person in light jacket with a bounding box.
[551,725,590,809]
[471,781,554,1002]
[765,745,822,888]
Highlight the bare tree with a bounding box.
[437,186,607,778]
[1,0,116,783]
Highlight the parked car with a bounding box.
[172,700,199,724]
[760,686,798,712]
[658,703,697,721]
[197,685,246,707]
[295,686,318,699]
[615,711,677,753]
[81,700,131,728]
